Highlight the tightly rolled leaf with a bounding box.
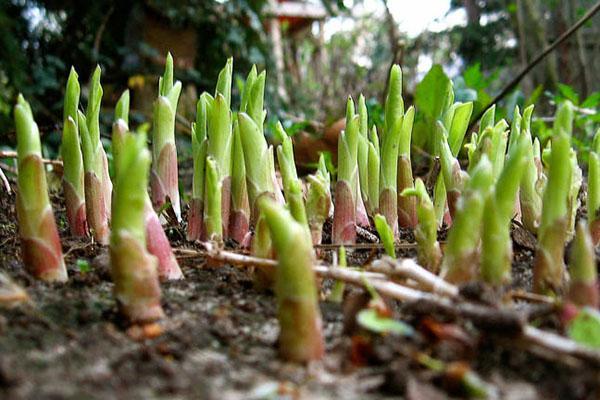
[61,68,87,237]
[441,156,493,284]
[567,150,582,242]
[519,106,544,234]
[367,126,380,217]
[401,179,441,272]
[438,122,468,219]
[80,67,111,244]
[275,122,308,231]
[187,94,209,241]
[333,97,360,245]
[204,157,223,244]
[306,154,332,245]
[206,60,234,237]
[261,199,324,363]
[588,130,600,245]
[533,102,574,295]
[15,95,68,282]
[357,95,370,213]
[480,136,527,285]
[229,116,251,244]
[114,89,130,125]
[397,107,416,228]
[567,221,599,308]
[379,66,404,235]
[151,53,182,221]
[111,131,163,322]
[78,111,108,244]
[113,120,183,281]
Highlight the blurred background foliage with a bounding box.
[0,0,599,165]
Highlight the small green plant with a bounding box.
[151,53,182,221]
[357,94,371,221]
[367,126,380,218]
[519,106,545,234]
[397,106,416,229]
[333,97,359,244]
[438,123,468,219]
[187,93,209,242]
[204,157,223,244]
[275,122,308,231]
[566,221,599,308]
[206,58,234,237]
[61,67,87,237]
[305,153,332,245]
[114,89,130,124]
[229,115,251,244]
[110,130,164,322]
[14,95,68,282]
[401,178,441,272]
[441,156,493,283]
[261,199,324,363]
[533,102,574,295]
[80,67,111,244]
[374,214,396,257]
[480,135,527,285]
[113,120,183,281]
[379,65,403,235]
[587,130,600,245]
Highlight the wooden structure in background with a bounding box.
[266,1,328,102]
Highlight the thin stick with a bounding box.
[369,256,459,297]
[315,242,419,250]
[0,165,11,193]
[182,245,600,365]
[468,0,600,130]
[0,150,63,167]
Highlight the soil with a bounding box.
[1,182,600,399]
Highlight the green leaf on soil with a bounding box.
[357,308,413,336]
[567,307,600,349]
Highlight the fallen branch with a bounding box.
[182,245,600,366]
[0,150,63,168]
[369,256,459,297]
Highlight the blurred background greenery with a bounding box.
[0,0,599,166]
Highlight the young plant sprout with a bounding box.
[14,95,68,282]
[151,53,182,221]
[329,246,347,303]
[333,97,360,245]
[357,94,371,222]
[467,119,509,182]
[275,122,308,230]
[438,123,468,218]
[305,153,332,245]
[229,116,251,244]
[374,214,396,258]
[533,102,574,295]
[80,66,111,244]
[480,136,527,285]
[567,150,582,241]
[61,67,87,237]
[587,130,600,245]
[397,106,416,229]
[367,126,380,217]
[519,106,544,234]
[567,221,599,308]
[260,199,324,363]
[115,89,130,124]
[187,94,209,242]
[441,156,493,284]
[431,101,473,226]
[113,119,183,281]
[204,157,223,244]
[110,130,164,323]
[401,179,442,272]
[379,65,403,235]
[206,59,234,237]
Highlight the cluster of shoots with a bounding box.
[12,52,600,361]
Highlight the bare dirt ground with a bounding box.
[1,184,599,399]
